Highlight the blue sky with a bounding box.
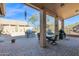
[64,15,79,26]
[4,3,39,22]
[2,3,79,26]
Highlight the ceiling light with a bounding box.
[60,3,65,7]
[75,10,79,14]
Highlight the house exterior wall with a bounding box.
[0,18,30,36]
[0,24,29,36]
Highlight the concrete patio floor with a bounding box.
[0,35,79,56]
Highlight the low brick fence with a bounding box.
[67,34,79,37]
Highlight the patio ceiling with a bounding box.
[0,3,5,16]
[27,3,79,20]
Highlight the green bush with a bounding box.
[0,29,3,35]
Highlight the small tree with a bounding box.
[0,28,3,36]
[28,14,40,32]
[0,25,4,35]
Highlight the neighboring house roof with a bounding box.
[73,24,79,33]
[0,18,29,26]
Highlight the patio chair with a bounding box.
[46,35,58,45]
[37,33,58,45]
[37,33,40,40]
[59,29,66,40]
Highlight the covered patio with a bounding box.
[0,3,79,56]
[25,3,79,48]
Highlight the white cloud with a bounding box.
[6,8,24,17]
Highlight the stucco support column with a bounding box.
[55,16,59,36]
[40,10,46,48]
[61,19,64,30]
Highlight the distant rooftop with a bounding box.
[0,18,28,25]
